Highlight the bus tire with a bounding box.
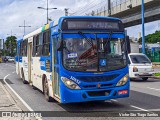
[32,85,37,90]
[21,68,28,84]
[43,76,52,102]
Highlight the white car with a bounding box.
[128,53,154,81]
[8,57,15,62]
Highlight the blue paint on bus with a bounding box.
[16,16,130,103]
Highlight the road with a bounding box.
[0,63,160,120]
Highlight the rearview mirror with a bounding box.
[57,40,63,51]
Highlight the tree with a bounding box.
[139,31,160,43]
[5,36,17,56]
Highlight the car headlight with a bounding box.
[133,66,138,72]
[116,74,129,86]
[61,77,81,90]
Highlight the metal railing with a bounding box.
[89,0,153,16]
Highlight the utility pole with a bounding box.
[19,20,31,36]
[64,8,69,16]
[91,11,95,16]
[38,0,57,24]
[108,0,111,16]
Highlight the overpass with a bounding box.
[91,0,160,28]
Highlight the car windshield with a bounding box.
[130,55,151,64]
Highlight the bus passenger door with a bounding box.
[52,36,60,99]
[28,37,33,84]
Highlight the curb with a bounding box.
[0,80,21,111]
[151,76,160,79]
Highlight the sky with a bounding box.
[0,0,160,40]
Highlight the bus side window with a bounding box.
[32,35,41,57]
[42,30,50,56]
[32,36,36,57]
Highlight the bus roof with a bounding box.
[58,16,121,22]
[23,21,55,40]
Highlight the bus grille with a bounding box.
[76,74,119,82]
[83,84,113,89]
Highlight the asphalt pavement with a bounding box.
[0,62,160,120]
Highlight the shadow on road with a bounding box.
[131,79,160,83]
[58,100,127,112]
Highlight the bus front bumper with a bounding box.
[60,82,129,103]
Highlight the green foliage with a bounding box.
[5,36,17,56]
[139,31,160,43]
[154,73,160,77]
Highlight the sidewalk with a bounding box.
[0,80,35,120]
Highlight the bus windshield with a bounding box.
[63,34,127,72]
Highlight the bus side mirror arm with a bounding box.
[57,40,63,51]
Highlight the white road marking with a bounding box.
[3,74,33,111]
[111,99,118,102]
[147,87,160,91]
[130,105,148,111]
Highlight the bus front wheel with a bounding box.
[43,76,52,102]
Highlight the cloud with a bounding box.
[126,20,160,38]
[0,0,159,40]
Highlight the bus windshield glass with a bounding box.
[63,34,127,72]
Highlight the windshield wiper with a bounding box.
[78,31,95,49]
[62,41,71,53]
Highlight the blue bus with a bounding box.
[16,16,129,103]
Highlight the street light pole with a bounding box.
[37,0,57,24]
[47,0,49,24]
[141,0,145,54]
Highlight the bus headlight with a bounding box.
[116,74,129,86]
[61,77,81,90]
